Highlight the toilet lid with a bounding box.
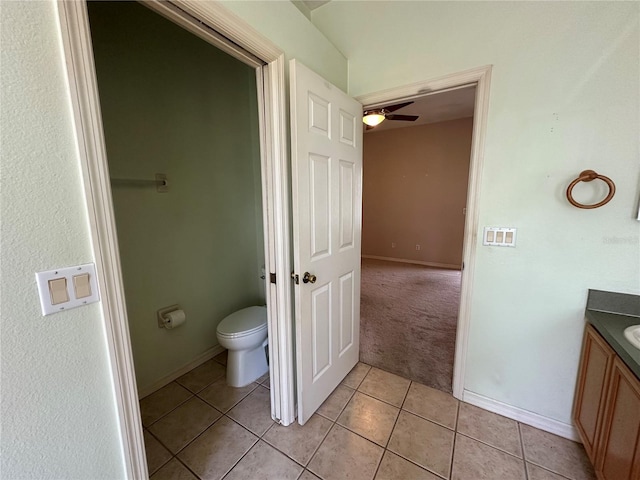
[217,306,267,338]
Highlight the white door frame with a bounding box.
[356,65,492,400]
[56,1,295,478]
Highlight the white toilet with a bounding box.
[216,306,268,387]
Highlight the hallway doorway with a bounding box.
[360,87,476,392]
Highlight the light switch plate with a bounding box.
[49,278,70,305]
[36,263,100,315]
[73,273,92,298]
[483,227,517,247]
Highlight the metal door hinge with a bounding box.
[291,272,299,284]
[270,273,276,284]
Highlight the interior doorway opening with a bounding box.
[87,0,267,399]
[358,65,492,399]
[359,78,486,396]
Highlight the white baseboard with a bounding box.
[362,255,460,270]
[138,344,226,399]
[462,390,580,442]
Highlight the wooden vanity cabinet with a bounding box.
[574,324,640,480]
[574,325,616,462]
[596,357,640,480]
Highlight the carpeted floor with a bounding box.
[360,258,461,393]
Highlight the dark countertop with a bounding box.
[586,310,640,379]
[585,289,640,380]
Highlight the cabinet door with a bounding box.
[574,324,615,462]
[597,357,640,480]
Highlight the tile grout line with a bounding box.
[383,384,458,480]
[146,353,262,479]
[222,411,273,441]
[146,360,591,480]
[308,365,389,480]
[333,370,457,480]
[448,401,461,480]
[369,379,414,480]
[150,363,444,479]
[150,395,259,478]
[145,423,210,479]
[216,409,279,479]
[316,384,356,423]
[150,363,444,480]
[353,385,407,410]
[175,453,202,480]
[524,459,577,480]
[311,377,371,479]
[516,424,579,480]
[142,374,232,452]
[518,420,589,480]
[220,409,317,475]
[147,362,324,478]
[516,423,581,480]
[454,431,529,461]
[149,403,224,454]
[162,386,299,478]
[304,384,359,476]
[385,449,448,480]
[142,387,195,428]
[218,435,261,480]
[350,364,372,390]
[195,381,260,414]
[519,423,529,480]
[306,422,341,480]
[301,415,339,470]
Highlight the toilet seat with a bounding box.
[217,306,267,339]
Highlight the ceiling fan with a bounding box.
[363,101,419,129]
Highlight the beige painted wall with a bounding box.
[313,1,640,429]
[0,1,347,477]
[363,118,473,267]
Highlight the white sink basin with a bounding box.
[624,325,640,350]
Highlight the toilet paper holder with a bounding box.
[157,304,181,328]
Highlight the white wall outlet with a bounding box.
[391,242,396,248]
[415,244,421,250]
[483,227,517,247]
[35,263,100,315]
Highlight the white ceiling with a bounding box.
[364,85,476,133]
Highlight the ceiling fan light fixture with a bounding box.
[363,111,385,127]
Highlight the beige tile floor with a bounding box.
[141,356,596,480]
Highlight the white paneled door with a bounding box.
[290,60,363,424]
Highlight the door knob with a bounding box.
[302,272,317,284]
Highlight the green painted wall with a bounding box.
[88,1,265,392]
[221,0,348,92]
[0,2,125,478]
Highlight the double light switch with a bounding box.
[36,263,100,315]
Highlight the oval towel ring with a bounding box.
[566,170,616,209]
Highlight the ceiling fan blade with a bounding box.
[382,101,414,113]
[365,124,375,131]
[386,114,419,121]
